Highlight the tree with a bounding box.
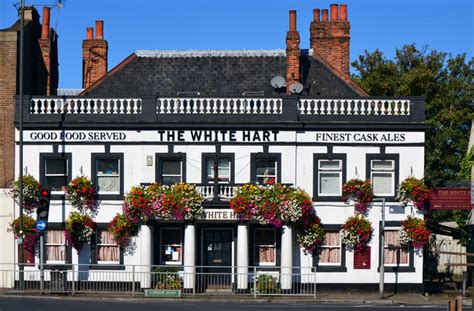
[352,44,473,185]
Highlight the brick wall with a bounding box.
[286,10,300,94]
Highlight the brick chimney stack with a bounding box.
[37,7,58,95]
[286,10,300,94]
[310,4,350,77]
[82,20,108,89]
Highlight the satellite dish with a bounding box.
[289,83,304,94]
[271,76,286,89]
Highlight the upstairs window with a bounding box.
[161,159,183,185]
[41,153,72,193]
[96,158,120,194]
[370,160,395,196]
[318,160,343,196]
[205,157,232,183]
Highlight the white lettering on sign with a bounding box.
[202,209,238,220]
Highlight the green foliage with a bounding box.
[456,147,473,180]
[352,44,473,185]
[256,274,279,294]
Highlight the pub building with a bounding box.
[14,5,427,292]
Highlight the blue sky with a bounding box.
[1,0,473,89]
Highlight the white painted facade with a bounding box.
[11,125,426,289]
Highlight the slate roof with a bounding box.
[83,49,367,97]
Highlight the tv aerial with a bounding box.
[289,82,304,94]
[270,76,286,89]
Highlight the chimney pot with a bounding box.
[289,10,297,32]
[340,4,348,20]
[86,27,94,40]
[96,20,104,39]
[330,4,339,20]
[313,9,320,21]
[322,9,329,21]
[41,7,50,39]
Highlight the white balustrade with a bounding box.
[29,98,142,115]
[156,98,282,114]
[298,99,410,116]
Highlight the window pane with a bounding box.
[255,229,275,245]
[161,229,182,263]
[162,176,181,185]
[45,176,67,191]
[162,229,181,245]
[320,173,340,195]
[256,160,276,175]
[320,160,341,170]
[324,232,340,246]
[97,159,119,175]
[372,160,394,170]
[373,173,393,195]
[46,230,66,262]
[46,159,67,175]
[98,176,120,193]
[97,230,119,262]
[257,247,275,263]
[319,247,340,263]
[207,158,231,182]
[162,160,181,175]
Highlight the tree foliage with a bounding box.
[351,44,473,185]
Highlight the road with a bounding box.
[0,296,471,311]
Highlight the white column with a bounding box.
[139,224,152,288]
[237,223,249,290]
[183,223,196,290]
[280,225,293,291]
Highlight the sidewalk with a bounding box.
[1,290,472,307]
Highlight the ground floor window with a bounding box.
[384,229,409,266]
[46,229,67,263]
[97,229,120,264]
[254,228,276,266]
[319,231,341,264]
[160,228,182,265]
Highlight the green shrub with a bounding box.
[256,274,278,294]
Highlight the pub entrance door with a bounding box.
[202,229,233,291]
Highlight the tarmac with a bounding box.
[1,290,472,307]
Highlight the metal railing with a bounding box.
[0,264,317,298]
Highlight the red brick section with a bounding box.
[286,10,300,94]
[310,4,350,78]
[37,7,58,96]
[82,20,108,89]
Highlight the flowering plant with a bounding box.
[295,214,325,254]
[108,213,139,249]
[66,176,98,214]
[396,177,430,211]
[165,183,203,221]
[10,174,40,213]
[341,214,373,250]
[8,215,39,256]
[65,211,96,253]
[230,184,262,220]
[342,179,373,214]
[122,186,151,223]
[399,216,430,249]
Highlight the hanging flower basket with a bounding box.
[342,179,373,214]
[65,211,96,253]
[108,213,139,249]
[396,177,430,211]
[122,186,152,224]
[230,184,261,221]
[165,183,203,221]
[399,216,430,249]
[341,214,373,250]
[8,215,39,256]
[10,174,40,214]
[66,176,98,214]
[295,214,325,255]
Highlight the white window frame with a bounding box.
[318,159,343,196]
[383,227,409,267]
[45,229,67,264]
[206,158,231,184]
[45,158,69,194]
[96,229,120,265]
[370,159,395,196]
[96,158,121,195]
[318,231,342,266]
[254,228,276,266]
[160,228,183,265]
[255,159,278,185]
[161,159,183,185]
